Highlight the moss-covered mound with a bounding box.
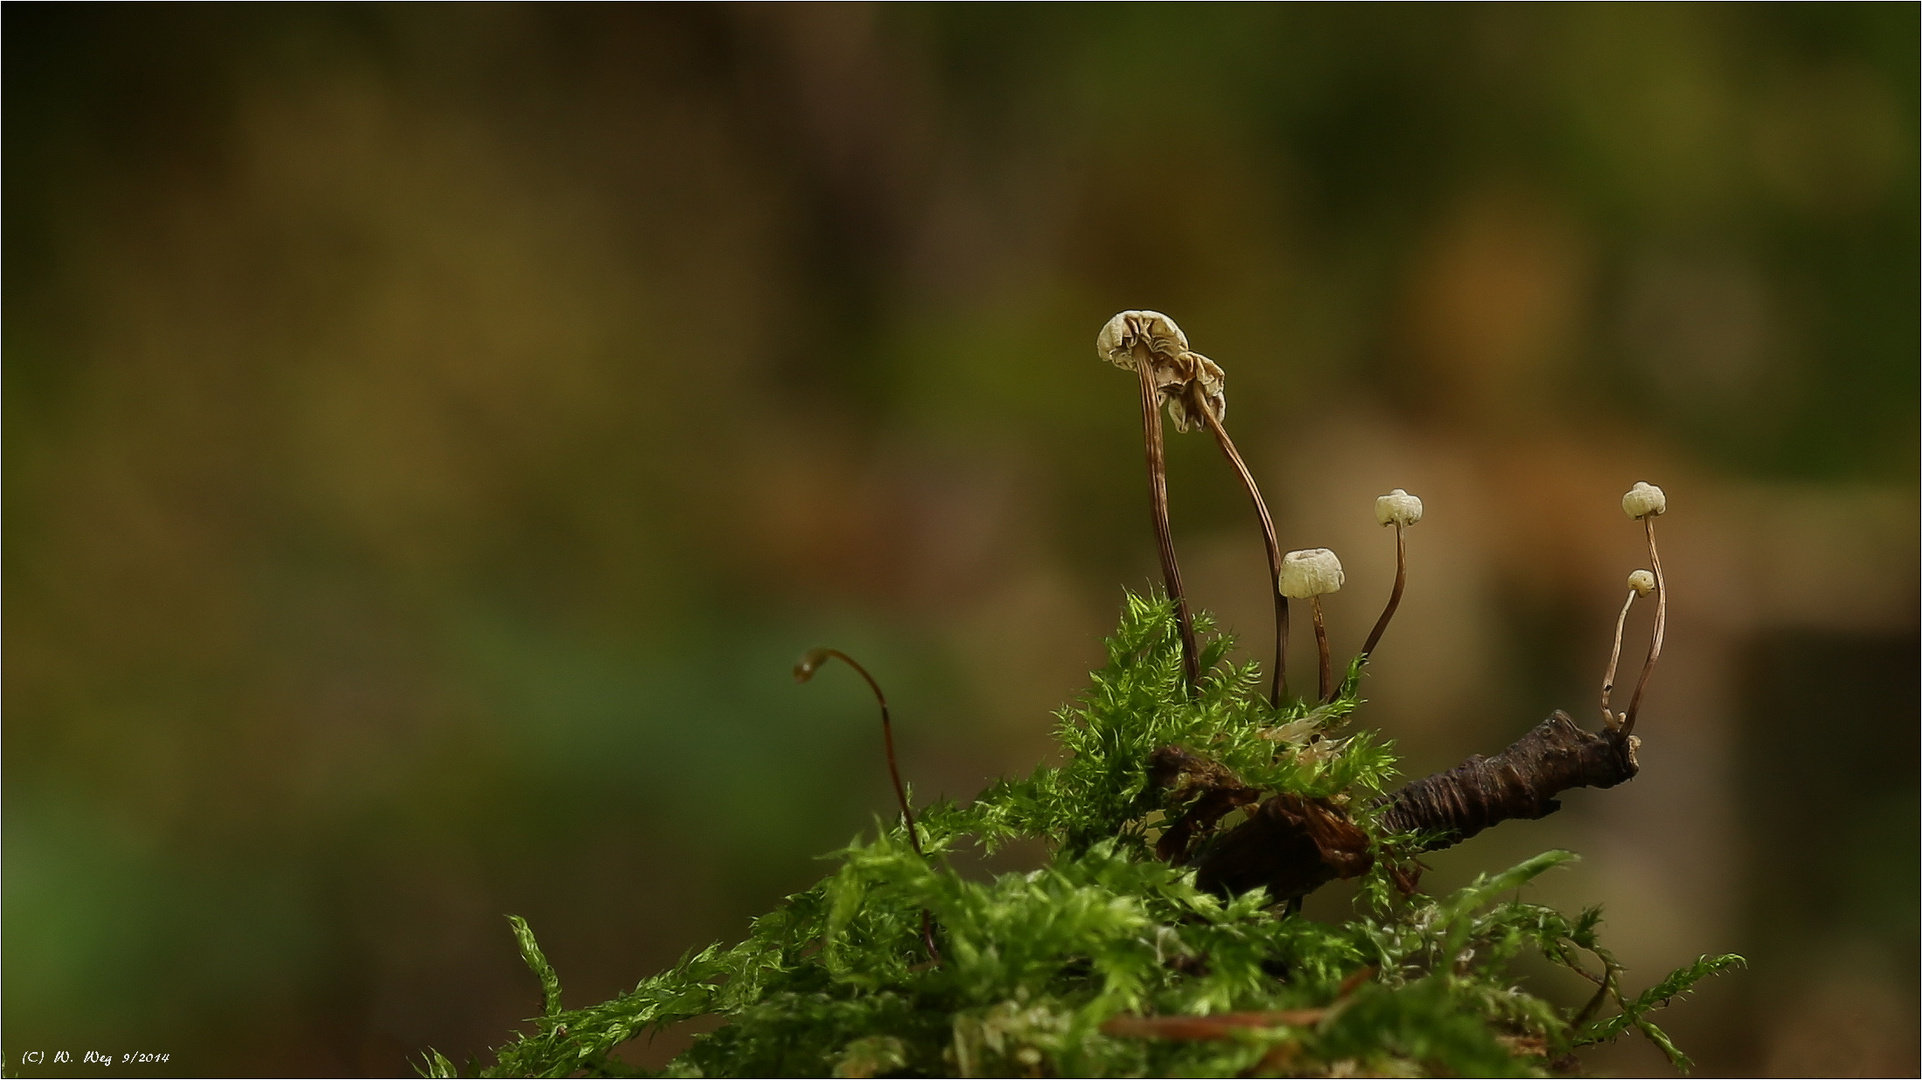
[439,595,1737,1078]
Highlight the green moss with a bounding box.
[440,594,1739,1078]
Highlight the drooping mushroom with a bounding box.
[1098,311,1202,690]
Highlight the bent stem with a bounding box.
[1137,356,1200,691]
[1570,947,1625,1031]
[1193,390,1286,706]
[1359,524,1406,660]
[794,647,941,962]
[1620,517,1665,737]
[1311,596,1333,702]
[1599,589,1637,730]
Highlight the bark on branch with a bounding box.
[1162,711,1643,902]
[1375,710,1639,850]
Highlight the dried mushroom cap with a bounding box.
[1279,548,1344,598]
[1097,311,1226,432]
[1097,310,1189,369]
[1163,351,1227,433]
[1622,481,1667,519]
[1375,488,1423,528]
[1627,569,1657,597]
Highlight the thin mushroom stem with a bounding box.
[1136,355,1201,691]
[1599,589,1637,730]
[1359,524,1406,660]
[1620,517,1665,737]
[1192,388,1286,706]
[1570,949,1625,1031]
[794,648,922,856]
[1312,596,1333,702]
[794,647,940,962]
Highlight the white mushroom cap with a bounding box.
[1622,481,1667,519]
[1627,569,1657,597]
[1096,310,1188,369]
[1375,488,1423,528]
[1279,548,1344,598]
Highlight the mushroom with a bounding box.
[1280,548,1344,701]
[1360,489,1422,661]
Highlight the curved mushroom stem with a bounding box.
[1620,517,1665,737]
[1312,596,1333,702]
[795,647,941,962]
[795,648,922,856]
[1359,524,1406,661]
[1599,589,1638,730]
[1136,356,1201,691]
[1193,391,1286,706]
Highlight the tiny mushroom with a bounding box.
[1619,482,1668,737]
[1281,549,1344,702]
[1099,310,1201,689]
[1622,481,1666,520]
[1627,569,1657,597]
[1361,489,1421,661]
[1280,548,1344,598]
[1375,488,1423,529]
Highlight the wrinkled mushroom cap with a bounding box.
[1097,310,1189,369]
[1163,351,1227,433]
[1096,311,1227,432]
[1375,488,1423,528]
[1622,481,1667,519]
[1279,548,1344,598]
[1627,569,1657,597]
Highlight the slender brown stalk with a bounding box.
[1620,517,1665,737]
[1359,525,1406,660]
[1193,392,1286,705]
[1311,596,1333,702]
[794,647,940,962]
[1570,949,1624,1031]
[1137,357,1200,690]
[1599,589,1637,729]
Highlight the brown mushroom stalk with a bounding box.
[1311,596,1333,702]
[1135,357,1202,690]
[1360,523,1406,660]
[1099,312,1206,693]
[1620,516,1665,737]
[1188,385,1287,706]
[1600,590,1636,727]
[794,647,940,962]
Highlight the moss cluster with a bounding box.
[437,594,1738,1078]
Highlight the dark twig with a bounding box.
[1376,711,1639,850]
[794,647,940,962]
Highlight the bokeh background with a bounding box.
[6,5,1916,1077]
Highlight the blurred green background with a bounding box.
[5,5,1916,1077]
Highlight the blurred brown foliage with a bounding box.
[5,6,1915,1077]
